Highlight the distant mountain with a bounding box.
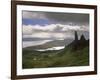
[23,39,73,50]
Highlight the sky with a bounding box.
[22,11,89,48]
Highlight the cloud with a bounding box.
[22,25,33,35]
[62,25,89,31]
[23,24,89,33]
[22,24,89,40]
[22,11,89,25]
[45,12,89,24]
[22,24,57,34]
[22,11,46,19]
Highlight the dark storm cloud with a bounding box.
[23,11,89,25]
[44,12,89,24]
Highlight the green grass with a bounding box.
[22,46,89,69]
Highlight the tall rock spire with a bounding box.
[80,34,86,41]
[75,31,78,41]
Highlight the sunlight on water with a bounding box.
[36,46,65,51]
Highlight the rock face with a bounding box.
[80,34,86,41]
[75,31,78,42]
[67,31,89,51]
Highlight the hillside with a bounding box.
[22,45,89,68]
[22,31,89,68]
[23,38,73,50]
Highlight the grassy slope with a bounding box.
[22,46,89,69]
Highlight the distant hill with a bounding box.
[23,39,73,50]
[23,31,89,52]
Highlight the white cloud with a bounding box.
[23,24,57,34]
[23,24,89,33]
[62,25,89,31]
[22,25,33,35]
[22,24,89,40]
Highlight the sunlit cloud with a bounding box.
[22,24,89,41]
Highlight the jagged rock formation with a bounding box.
[75,31,78,41]
[67,31,89,51]
[80,34,86,41]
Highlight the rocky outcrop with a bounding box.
[67,31,89,51]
